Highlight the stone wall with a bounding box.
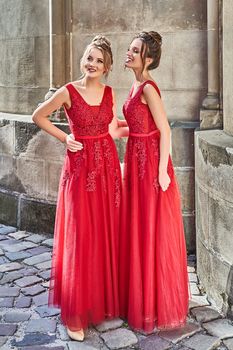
[195,0,233,319]
[195,130,233,316]
[0,113,67,233]
[0,0,50,114]
[72,0,207,120]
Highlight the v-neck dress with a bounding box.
[119,80,189,332]
[49,83,121,330]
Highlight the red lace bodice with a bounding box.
[123,80,161,134]
[64,83,113,137]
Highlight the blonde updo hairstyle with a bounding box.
[133,31,162,73]
[80,35,113,78]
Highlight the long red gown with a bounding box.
[119,80,189,332]
[49,83,121,330]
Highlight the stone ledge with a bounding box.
[0,188,56,235]
[196,129,233,167]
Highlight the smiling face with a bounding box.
[125,38,144,70]
[81,47,105,78]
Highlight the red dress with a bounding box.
[49,83,121,330]
[119,80,189,332]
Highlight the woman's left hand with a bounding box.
[158,170,171,192]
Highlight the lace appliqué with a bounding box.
[153,177,160,192]
[114,169,121,208]
[103,139,114,170]
[94,141,103,169]
[135,140,147,179]
[86,170,97,191]
[61,150,86,186]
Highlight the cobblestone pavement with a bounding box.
[0,224,233,350]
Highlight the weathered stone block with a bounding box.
[0,38,35,87]
[17,157,45,198]
[197,240,230,313]
[224,338,233,350]
[73,1,140,33]
[14,120,40,155]
[171,121,199,167]
[195,186,209,247]
[95,318,124,332]
[208,197,233,265]
[191,306,221,323]
[100,328,138,349]
[20,197,56,234]
[195,129,233,318]
[22,127,67,161]
[200,108,223,129]
[3,241,36,253]
[4,310,31,323]
[163,89,206,121]
[46,161,63,201]
[183,213,196,254]
[0,120,14,154]
[195,130,233,202]
[183,333,220,350]
[139,334,170,350]
[35,305,60,318]
[0,323,17,336]
[23,252,51,266]
[15,296,32,308]
[175,168,195,212]
[160,321,201,344]
[203,318,233,339]
[0,190,18,227]
[34,36,50,87]
[0,286,20,297]
[0,86,48,114]
[26,319,57,333]
[0,0,49,40]
[11,332,55,347]
[72,0,206,32]
[22,285,45,297]
[173,31,207,90]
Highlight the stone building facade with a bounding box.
[195,0,233,320]
[1,0,232,318]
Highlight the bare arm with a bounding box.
[32,87,82,152]
[109,90,129,138]
[143,84,171,190]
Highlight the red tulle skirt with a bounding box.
[119,132,189,332]
[49,133,121,330]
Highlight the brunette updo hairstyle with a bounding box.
[80,35,113,77]
[133,31,162,72]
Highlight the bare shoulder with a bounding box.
[52,86,70,100]
[143,82,160,100]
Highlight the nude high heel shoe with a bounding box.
[67,327,85,342]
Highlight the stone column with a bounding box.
[222,0,233,136]
[49,0,71,88]
[46,0,72,121]
[200,0,222,129]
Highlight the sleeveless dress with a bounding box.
[119,80,189,332]
[49,83,121,331]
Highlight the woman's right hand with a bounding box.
[65,134,83,152]
[158,169,171,192]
